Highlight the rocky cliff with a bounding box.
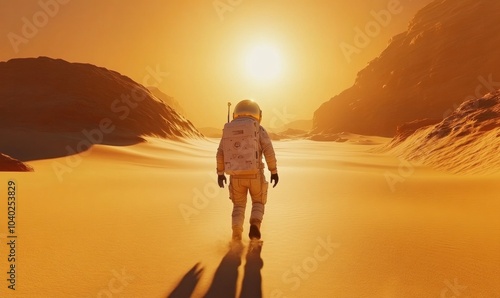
[313,0,500,137]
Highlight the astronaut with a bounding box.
[216,99,279,241]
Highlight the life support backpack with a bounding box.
[221,117,260,175]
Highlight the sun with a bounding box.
[244,44,283,82]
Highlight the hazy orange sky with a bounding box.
[0,0,433,129]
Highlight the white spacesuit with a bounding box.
[216,99,279,241]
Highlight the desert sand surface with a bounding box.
[1,137,498,298]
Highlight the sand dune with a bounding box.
[198,127,223,139]
[1,137,498,297]
[382,90,500,174]
[0,57,203,170]
[0,57,201,139]
[0,153,33,171]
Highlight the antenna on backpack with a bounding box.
[227,102,232,123]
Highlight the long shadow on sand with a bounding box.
[167,243,264,298]
[203,243,244,298]
[168,263,204,298]
[239,244,264,298]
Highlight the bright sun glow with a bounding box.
[244,44,283,82]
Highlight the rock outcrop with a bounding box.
[383,90,500,174]
[313,0,500,137]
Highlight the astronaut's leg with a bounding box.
[249,172,269,239]
[229,176,248,240]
